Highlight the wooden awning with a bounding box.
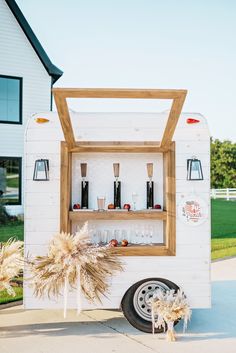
[53,88,187,151]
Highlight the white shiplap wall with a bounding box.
[0,0,52,214]
[24,111,211,310]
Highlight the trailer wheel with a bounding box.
[121,278,179,333]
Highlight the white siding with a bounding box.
[0,0,52,214]
[24,111,211,310]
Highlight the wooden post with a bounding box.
[54,94,76,150]
[164,142,176,255]
[60,142,72,233]
[160,93,186,149]
[226,188,229,201]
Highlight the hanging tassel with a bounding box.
[166,321,176,342]
[76,265,82,315]
[151,309,155,335]
[63,275,68,318]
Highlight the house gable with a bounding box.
[4,0,63,83]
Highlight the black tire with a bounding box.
[121,277,179,333]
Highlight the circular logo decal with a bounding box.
[178,195,208,226]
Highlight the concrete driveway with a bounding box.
[1,258,236,353]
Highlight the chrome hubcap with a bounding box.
[133,280,169,321]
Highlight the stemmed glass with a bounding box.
[114,229,122,243]
[122,229,127,241]
[148,225,154,244]
[134,226,140,244]
[101,230,109,244]
[140,226,145,244]
[91,226,97,244]
[96,229,102,244]
[132,192,138,211]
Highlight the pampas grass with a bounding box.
[28,223,123,304]
[151,289,191,341]
[0,238,24,296]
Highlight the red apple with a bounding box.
[154,204,161,209]
[108,203,115,209]
[73,203,81,209]
[121,239,128,247]
[109,239,118,247]
[123,204,131,210]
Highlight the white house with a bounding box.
[0,0,62,216]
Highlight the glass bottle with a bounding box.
[113,163,121,208]
[81,163,89,208]
[146,163,154,209]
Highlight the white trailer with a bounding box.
[24,88,211,333]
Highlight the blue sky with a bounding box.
[17,0,236,141]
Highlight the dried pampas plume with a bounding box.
[0,238,24,296]
[28,222,123,314]
[151,289,191,341]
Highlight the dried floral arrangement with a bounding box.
[28,223,123,316]
[151,289,191,341]
[0,239,24,296]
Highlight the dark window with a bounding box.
[0,75,22,124]
[0,157,22,205]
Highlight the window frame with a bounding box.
[0,156,22,205]
[0,75,23,125]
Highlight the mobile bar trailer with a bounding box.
[24,88,211,333]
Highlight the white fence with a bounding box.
[211,188,236,201]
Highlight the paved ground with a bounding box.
[1,258,236,353]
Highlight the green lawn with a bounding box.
[7,177,19,188]
[0,221,24,304]
[0,287,23,304]
[211,199,236,260]
[0,221,24,242]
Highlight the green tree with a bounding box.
[211,139,236,188]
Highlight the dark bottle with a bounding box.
[146,181,154,209]
[113,163,121,208]
[80,163,89,209]
[81,181,89,209]
[114,181,121,208]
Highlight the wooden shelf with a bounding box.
[70,141,166,153]
[113,245,173,256]
[69,210,167,221]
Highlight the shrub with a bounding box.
[0,200,11,225]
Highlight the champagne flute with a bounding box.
[122,229,128,242]
[148,225,154,244]
[91,226,97,244]
[114,229,121,243]
[101,229,109,244]
[95,229,102,244]
[140,226,145,244]
[134,226,140,244]
[132,192,138,211]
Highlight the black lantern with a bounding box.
[187,157,203,180]
[33,159,49,181]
